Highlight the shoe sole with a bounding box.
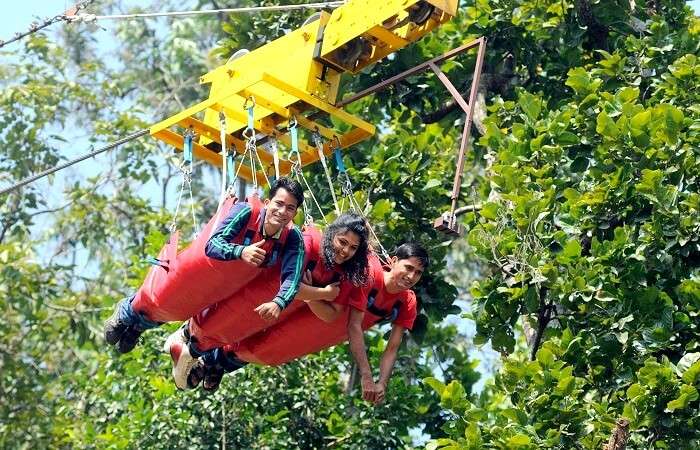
[104,310,125,345]
[164,327,196,390]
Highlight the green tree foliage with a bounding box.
[426,0,700,448]
[0,1,480,448]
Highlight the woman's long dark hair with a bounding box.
[322,212,369,286]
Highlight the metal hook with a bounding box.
[242,127,255,140]
[331,135,341,150]
[243,95,256,110]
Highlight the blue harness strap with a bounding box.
[366,288,401,323]
[334,148,346,173]
[227,153,236,186]
[183,132,193,165]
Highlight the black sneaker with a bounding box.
[104,298,133,345]
[117,325,144,354]
[201,349,248,392]
[202,363,225,392]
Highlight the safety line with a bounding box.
[69,2,345,22]
[0,1,95,49]
[1,1,343,49]
[0,129,150,197]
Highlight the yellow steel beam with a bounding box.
[262,72,376,135]
[177,116,246,154]
[365,25,409,50]
[153,129,263,182]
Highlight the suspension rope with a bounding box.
[348,193,390,263]
[0,1,96,49]
[218,112,232,204]
[254,146,271,188]
[68,2,344,22]
[170,131,199,235]
[332,146,390,263]
[271,138,280,180]
[2,2,342,50]
[0,129,149,197]
[242,97,258,189]
[288,120,326,225]
[312,131,340,215]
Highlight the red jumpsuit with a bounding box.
[130,195,298,324]
[189,226,358,351]
[234,253,417,365]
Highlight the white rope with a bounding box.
[169,175,187,233]
[68,2,344,22]
[271,138,280,179]
[254,148,271,188]
[218,113,229,206]
[248,141,257,188]
[349,194,390,263]
[186,172,199,237]
[290,151,327,225]
[312,133,340,215]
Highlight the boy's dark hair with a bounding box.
[268,177,304,207]
[322,212,370,286]
[395,242,429,269]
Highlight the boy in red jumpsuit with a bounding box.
[103,177,306,366]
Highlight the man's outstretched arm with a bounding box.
[376,323,406,403]
[347,307,380,403]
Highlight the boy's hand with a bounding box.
[375,380,387,405]
[241,240,266,266]
[254,301,281,321]
[361,375,381,403]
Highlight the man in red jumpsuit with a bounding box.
[103,177,306,369]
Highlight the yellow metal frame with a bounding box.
[319,0,459,73]
[149,0,457,183]
[149,68,375,182]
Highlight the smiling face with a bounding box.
[331,230,361,265]
[385,256,425,293]
[263,188,299,232]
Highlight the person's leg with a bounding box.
[164,321,249,390]
[186,270,301,351]
[104,295,162,353]
[236,306,350,365]
[200,348,248,391]
[194,307,350,392]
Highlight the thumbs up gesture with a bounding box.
[241,240,266,266]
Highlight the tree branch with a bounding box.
[603,418,630,450]
[530,286,552,361]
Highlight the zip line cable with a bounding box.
[1,1,343,48]
[0,129,149,197]
[69,2,345,22]
[0,1,95,49]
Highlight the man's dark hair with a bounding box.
[268,177,304,207]
[323,212,369,286]
[395,242,429,269]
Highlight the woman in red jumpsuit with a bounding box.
[192,238,428,401]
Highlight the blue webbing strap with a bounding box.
[247,105,255,131]
[290,124,299,157]
[183,132,193,165]
[334,148,346,173]
[227,153,236,186]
